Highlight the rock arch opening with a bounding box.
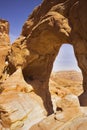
[52,44,81,72]
[50,44,83,112]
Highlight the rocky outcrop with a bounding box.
[6,0,87,115]
[0,19,10,45]
[0,68,46,130]
[30,95,87,130]
[0,70,84,130]
[0,19,10,85]
[0,92,46,130]
[30,108,87,130]
[0,0,87,129]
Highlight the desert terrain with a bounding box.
[0,0,87,129]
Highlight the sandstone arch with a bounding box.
[8,0,87,115]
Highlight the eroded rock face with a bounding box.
[0,0,87,127]
[0,92,46,130]
[0,19,10,45]
[0,68,47,130]
[30,106,87,130]
[30,94,87,130]
[0,19,10,85]
[6,0,87,115]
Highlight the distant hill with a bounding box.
[49,71,83,97]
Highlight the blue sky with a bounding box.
[0,0,42,42]
[53,44,81,72]
[0,0,80,72]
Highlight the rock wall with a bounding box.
[3,0,87,115]
[0,19,10,84]
[0,19,10,45]
[6,0,87,115]
[30,96,87,130]
[0,1,87,129]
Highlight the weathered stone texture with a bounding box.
[0,19,10,83]
[0,0,87,129]
[0,19,10,45]
[7,0,87,114]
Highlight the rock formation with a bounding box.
[0,19,10,45]
[30,96,87,130]
[0,19,10,85]
[0,91,46,130]
[0,0,87,129]
[6,0,87,115]
[0,69,85,130]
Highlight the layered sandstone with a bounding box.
[0,0,87,129]
[0,68,46,130]
[0,69,84,130]
[30,102,87,130]
[6,0,87,114]
[0,92,46,130]
[0,19,10,45]
[0,19,10,86]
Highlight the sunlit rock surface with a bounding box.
[0,0,87,129]
[0,19,10,88]
[7,0,87,114]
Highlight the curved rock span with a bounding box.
[7,0,87,114]
[0,0,87,129]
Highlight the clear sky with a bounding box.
[53,44,81,72]
[0,0,80,72]
[0,0,42,42]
